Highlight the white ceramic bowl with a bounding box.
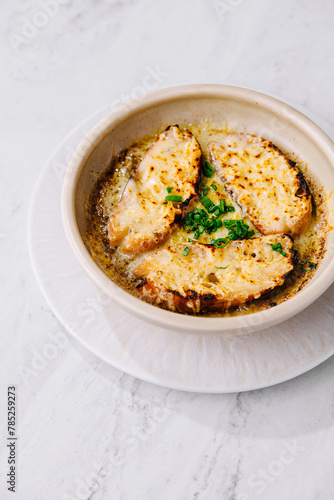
[61,84,334,335]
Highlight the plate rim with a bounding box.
[28,89,334,392]
[61,83,334,334]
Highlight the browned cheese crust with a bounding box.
[209,134,312,237]
[132,235,295,313]
[107,126,202,257]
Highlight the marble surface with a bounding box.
[1,0,334,498]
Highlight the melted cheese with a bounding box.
[209,134,312,236]
[132,235,294,313]
[107,126,201,257]
[85,123,330,317]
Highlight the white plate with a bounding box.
[28,98,334,393]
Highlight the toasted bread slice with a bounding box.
[107,126,201,257]
[132,235,295,313]
[209,134,312,237]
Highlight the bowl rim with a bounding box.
[61,84,334,334]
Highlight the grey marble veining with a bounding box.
[1,0,334,498]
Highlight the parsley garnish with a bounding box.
[210,237,229,248]
[219,198,235,214]
[301,261,316,272]
[215,265,229,269]
[166,186,172,194]
[184,208,222,236]
[200,197,235,216]
[203,161,215,177]
[182,246,190,256]
[223,219,255,240]
[165,195,183,202]
[200,196,215,211]
[270,242,287,256]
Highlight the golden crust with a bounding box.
[209,134,312,237]
[132,235,295,313]
[107,126,201,257]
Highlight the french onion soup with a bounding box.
[85,123,330,316]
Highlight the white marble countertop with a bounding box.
[1,0,334,498]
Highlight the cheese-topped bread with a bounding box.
[107,126,201,257]
[209,134,312,237]
[132,235,295,313]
